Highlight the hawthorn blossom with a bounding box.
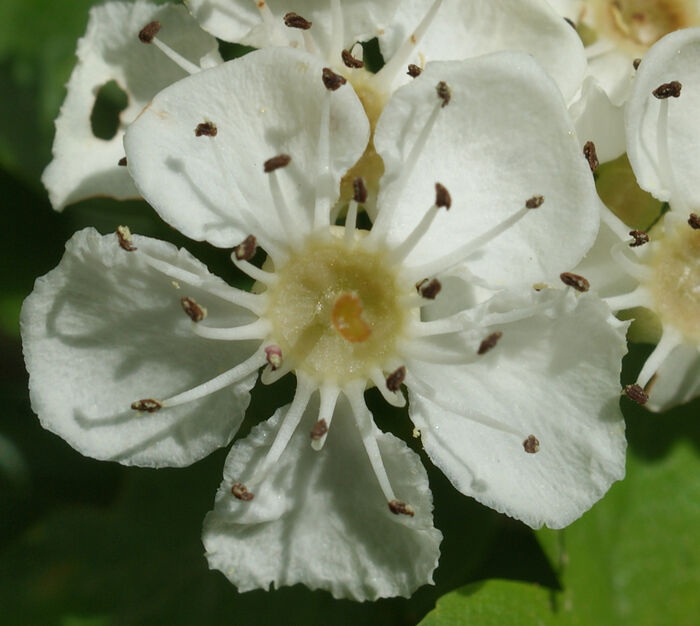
[23,48,627,599]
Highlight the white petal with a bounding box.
[645,343,700,412]
[124,47,370,248]
[587,48,636,106]
[625,28,700,208]
[407,289,628,529]
[203,395,441,600]
[186,0,400,60]
[20,228,259,467]
[378,0,586,102]
[375,53,599,287]
[41,0,221,210]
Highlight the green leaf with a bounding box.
[418,579,570,626]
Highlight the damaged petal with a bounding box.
[131,398,163,413]
[388,499,415,517]
[310,418,328,441]
[477,331,503,355]
[385,366,406,392]
[560,272,590,292]
[234,234,257,260]
[231,482,255,501]
[523,435,540,454]
[116,225,136,251]
[181,296,207,322]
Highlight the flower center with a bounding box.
[593,0,700,52]
[649,221,700,341]
[264,231,410,384]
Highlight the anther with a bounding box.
[283,11,312,29]
[231,482,254,501]
[523,435,540,454]
[342,49,364,69]
[388,499,415,517]
[322,67,347,91]
[689,213,700,229]
[138,20,161,44]
[525,195,544,209]
[477,331,503,355]
[436,81,451,107]
[416,278,442,299]
[118,157,127,167]
[234,234,257,260]
[652,81,682,99]
[264,345,283,370]
[633,58,642,70]
[435,183,451,209]
[195,121,217,137]
[263,154,291,173]
[624,384,648,405]
[407,64,422,78]
[353,177,368,204]
[310,418,328,441]
[385,366,406,392]
[629,230,649,247]
[131,398,163,413]
[560,272,590,292]
[583,141,599,173]
[116,225,136,251]
[181,296,207,322]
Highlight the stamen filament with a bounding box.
[329,0,345,64]
[151,38,200,75]
[636,327,682,388]
[603,287,652,312]
[313,93,333,231]
[344,200,359,245]
[610,241,653,282]
[387,203,441,266]
[268,168,304,246]
[656,98,687,212]
[584,39,617,60]
[230,254,278,286]
[192,319,271,341]
[255,0,289,45]
[311,385,341,450]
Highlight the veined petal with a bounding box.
[124,47,370,248]
[375,53,599,288]
[21,228,258,467]
[378,0,586,102]
[407,289,628,529]
[203,396,441,600]
[42,0,221,210]
[626,27,700,207]
[644,342,700,412]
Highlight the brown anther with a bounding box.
[310,418,328,441]
[523,435,540,454]
[633,58,642,70]
[138,21,161,44]
[435,182,451,209]
[624,384,648,405]
[525,195,544,209]
[388,499,415,517]
[477,331,503,355]
[583,141,599,173]
[352,177,368,204]
[283,11,312,29]
[385,366,406,392]
[264,345,283,370]
[341,49,364,69]
[688,213,700,229]
[407,64,422,78]
[195,121,217,137]
[181,296,207,323]
[322,67,347,91]
[629,230,649,247]
[118,157,127,167]
[560,272,590,292]
[263,154,291,173]
[652,80,682,99]
[234,234,257,260]
[116,225,136,251]
[131,398,162,413]
[417,278,442,300]
[231,482,254,501]
[564,17,576,28]
[436,81,451,107]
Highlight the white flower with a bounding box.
[23,48,627,599]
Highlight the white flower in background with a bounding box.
[23,48,627,599]
[579,27,700,411]
[42,0,222,210]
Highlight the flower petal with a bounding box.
[626,27,700,208]
[203,395,441,600]
[124,47,370,248]
[378,0,586,102]
[645,343,700,412]
[407,289,628,529]
[41,0,221,210]
[21,228,259,467]
[375,53,599,287]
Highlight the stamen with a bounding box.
[353,177,368,204]
[523,435,540,454]
[131,398,163,413]
[116,225,136,251]
[331,292,371,342]
[118,157,127,167]
[310,418,328,441]
[635,327,682,389]
[388,500,415,517]
[195,121,217,137]
[416,278,441,300]
[231,482,254,501]
[583,141,599,173]
[234,234,257,261]
[342,49,364,69]
[181,296,207,322]
[322,67,347,91]
[311,385,340,451]
[407,64,422,78]
[633,58,642,70]
[689,213,700,229]
[653,81,682,99]
[477,331,502,355]
[139,21,200,75]
[385,366,406,392]
[560,272,590,292]
[344,200,359,246]
[264,345,282,370]
[370,367,406,408]
[263,154,291,172]
[138,21,161,43]
[436,81,451,107]
[283,12,312,29]
[192,318,271,341]
[624,383,648,405]
[629,230,649,247]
